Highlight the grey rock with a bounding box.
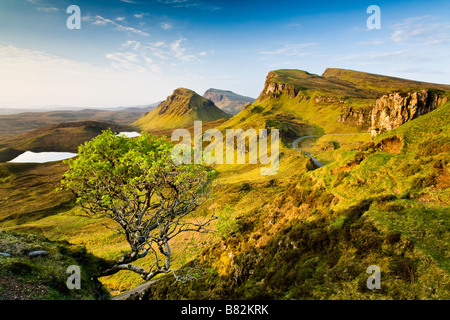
[28,250,48,258]
[370,90,447,136]
[0,252,11,257]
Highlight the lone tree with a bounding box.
[61,130,216,282]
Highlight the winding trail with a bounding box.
[292,133,370,168]
[111,279,158,300]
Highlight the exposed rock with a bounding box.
[370,90,447,136]
[314,95,344,104]
[257,71,305,101]
[0,252,11,257]
[28,250,48,258]
[338,106,373,129]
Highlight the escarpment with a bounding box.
[369,90,447,136]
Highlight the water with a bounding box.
[116,132,141,138]
[8,151,78,163]
[7,132,141,163]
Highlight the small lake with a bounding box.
[8,151,78,163]
[7,132,141,163]
[116,132,141,138]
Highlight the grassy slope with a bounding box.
[0,229,109,299]
[144,100,450,300]
[0,69,448,299]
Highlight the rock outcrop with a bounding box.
[257,71,303,101]
[370,90,447,136]
[337,106,373,129]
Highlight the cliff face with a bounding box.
[369,90,447,136]
[337,106,373,129]
[257,71,302,101]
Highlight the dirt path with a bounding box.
[110,280,158,300]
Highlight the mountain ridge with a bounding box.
[134,88,231,130]
[203,88,255,115]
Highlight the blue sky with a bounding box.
[0,0,449,108]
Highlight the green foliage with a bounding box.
[61,129,211,217]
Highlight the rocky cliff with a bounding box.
[257,71,304,101]
[337,106,373,129]
[369,90,447,136]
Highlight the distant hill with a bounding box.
[0,121,134,162]
[134,88,231,130]
[0,106,153,138]
[203,89,255,115]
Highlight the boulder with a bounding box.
[28,250,48,258]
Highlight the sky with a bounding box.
[0,0,449,109]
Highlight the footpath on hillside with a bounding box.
[292,133,371,167]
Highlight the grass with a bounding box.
[0,230,109,299]
[142,98,450,300]
[0,68,449,300]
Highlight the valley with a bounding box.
[0,68,449,300]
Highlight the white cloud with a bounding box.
[115,17,126,22]
[134,13,148,19]
[157,0,221,11]
[161,22,172,30]
[357,39,385,45]
[122,40,142,51]
[170,38,197,62]
[391,16,450,45]
[93,15,150,36]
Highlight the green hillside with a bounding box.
[0,68,449,300]
[143,96,450,300]
[134,88,231,130]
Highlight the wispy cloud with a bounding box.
[161,22,172,30]
[134,13,148,19]
[93,15,150,36]
[169,38,197,62]
[391,16,450,45]
[260,42,318,58]
[157,0,221,11]
[357,39,385,45]
[284,23,302,29]
[26,0,60,13]
[36,7,59,13]
[335,50,406,64]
